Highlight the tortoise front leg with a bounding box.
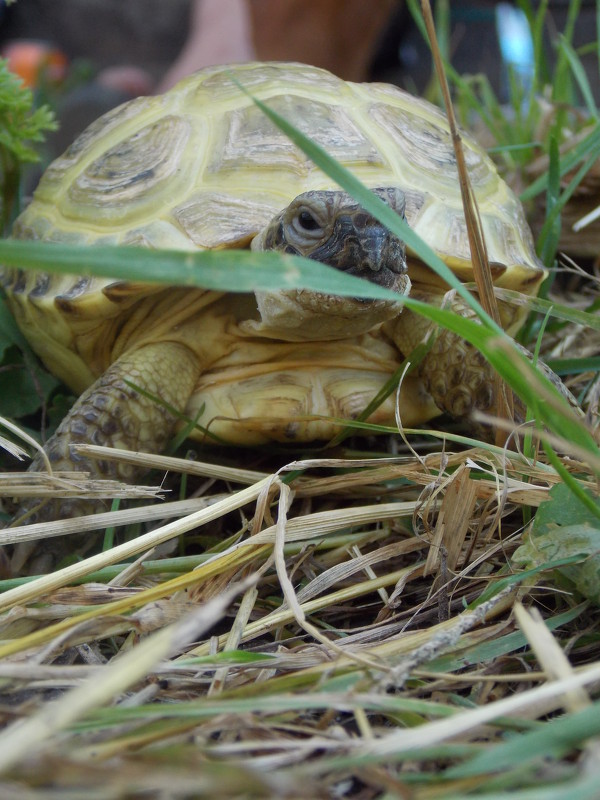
[389,290,577,432]
[11,341,200,571]
[388,290,518,424]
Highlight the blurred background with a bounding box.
[2,0,599,155]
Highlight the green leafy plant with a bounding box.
[514,482,600,603]
[0,58,59,444]
[0,57,56,234]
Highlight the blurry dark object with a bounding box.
[158,0,399,91]
[156,0,255,92]
[0,0,189,84]
[250,0,398,82]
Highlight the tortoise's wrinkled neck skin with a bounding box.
[249,187,410,341]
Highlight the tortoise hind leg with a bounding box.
[11,341,200,572]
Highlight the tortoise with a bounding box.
[3,62,544,511]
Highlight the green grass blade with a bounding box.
[598,0,600,80]
[557,35,599,118]
[449,73,504,146]
[0,239,403,302]
[552,0,581,109]
[538,149,599,265]
[495,288,600,330]
[546,356,600,375]
[446,701,600,779]
[442,775,600,800]
[516,0,551,90]
[543,439,600,522]
[538,133,562,267]
[433,0,451,64]
[521,121,600,202]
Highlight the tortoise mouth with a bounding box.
[291,270,410,323]
[345,269,411,305]
[344,261,407,293]
[307,217,407,282]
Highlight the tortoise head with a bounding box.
[249,187,410,341]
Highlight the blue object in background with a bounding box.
[495,2,535,99]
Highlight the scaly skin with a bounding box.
[35,340,200,480]
[10,341,200,572]
[388,289,577,426]
[389,291,497,420]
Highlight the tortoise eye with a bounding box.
[297,210,320,231]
